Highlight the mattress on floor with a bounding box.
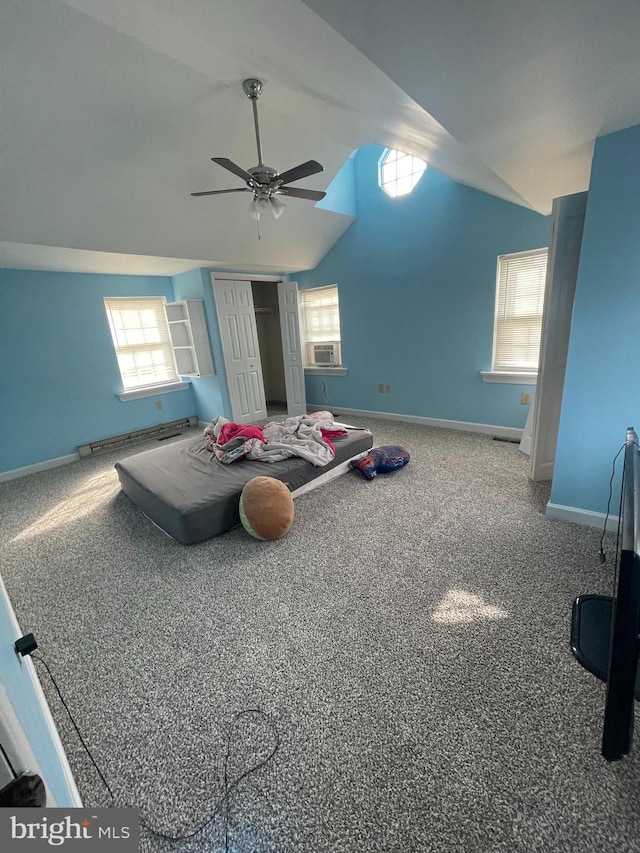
[115,426,373,544]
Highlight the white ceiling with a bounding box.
[2,0,640,276]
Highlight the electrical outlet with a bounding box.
[378,383,385,393]
[155,400,163,411]
[385,384,391,394]
[520,392,531,405]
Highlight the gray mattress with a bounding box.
[115,426,373,544]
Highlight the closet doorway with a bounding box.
[252,282,288,417]
[211,275,306,423]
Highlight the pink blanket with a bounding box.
[218,421,265,445]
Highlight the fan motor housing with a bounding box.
[247,165,279,186]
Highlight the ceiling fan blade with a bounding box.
[274,160,324,186]
[277,187,326,201]
[191,188,252,197]
[211,157,256,184]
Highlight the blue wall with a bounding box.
[0,145,555,474]
[0,269,196,472]
[316,151,357,217]
[296,144,551,427]
[551,124,640,515]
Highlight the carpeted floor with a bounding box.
[1,415,639,853]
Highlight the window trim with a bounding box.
[299,284,342,367]
[490,247,548,375]
[480,371,537,385]
[378,148,427,198]
[104,296,179,393]
[303,366,348,376]
[117,381,191,402]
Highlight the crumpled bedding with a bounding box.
[204,414,347,467]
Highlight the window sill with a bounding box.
[118,380,191,402]
[304,366,348,376]
[481,371,537,385]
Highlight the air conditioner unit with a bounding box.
[308,342,340,366]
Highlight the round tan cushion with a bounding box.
[239,476,294,540]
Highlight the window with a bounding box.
[104,297,179,391]
[491,248,549,374]
[378,149,427,197]
[298,285,342,366]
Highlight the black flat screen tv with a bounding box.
[571,426,640,761]
[601,426,640,760]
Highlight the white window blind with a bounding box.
[299,285,341,343]
[104,297,178,390]
[492,248,548,373]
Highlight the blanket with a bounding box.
[204,415,347,467]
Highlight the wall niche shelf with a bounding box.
[166,300,215,377]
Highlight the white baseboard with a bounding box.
[545,501,619,531]
[1,410,520,483]
[307,404,523,441]
[0,453,80,483]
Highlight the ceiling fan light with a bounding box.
[270,195,286,219]
[249,193,274,220]
[249,196,261,220]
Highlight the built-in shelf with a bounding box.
[166,300,215,377]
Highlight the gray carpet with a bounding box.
[1,416,639,853]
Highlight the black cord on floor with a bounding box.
[31,653,280,852]
[31,653,114,800]
[598,440,639,596]
[0,741,18,782]
[147,708,280,848]
[599,442,626,564]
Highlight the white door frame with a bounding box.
[529,192,587,481]
[210,273,306,419]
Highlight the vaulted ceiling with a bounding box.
[2,0,640,276]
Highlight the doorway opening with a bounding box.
[212,274,307,423]
[251,281,288,418]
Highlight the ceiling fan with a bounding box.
[191,78,326,220]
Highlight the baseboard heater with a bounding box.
[77,416,197,457]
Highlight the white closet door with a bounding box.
[278,280,306,416]
[212,278,267,423]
